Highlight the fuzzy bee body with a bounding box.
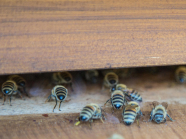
[1,80,22,106]
[175,66,186,83]
[105,90,126,110]
[149,101,173,124]
[8,75,28,96]
[111,84,142,102]
[52,72,73,91]
[122,101,142,126]
[75,103,105,126]
[85,70,99,83]
[45,85,68,112]
[103,72,118,88]
[124,88,142,102]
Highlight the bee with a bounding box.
[102,72,118,90]
[75,103,105,126]
[8,75,29,97]
[52,72,73,91]
[1,80,23,106]
[122,101,142,127]
[85,70,99,83]
[111,84,142,102]
[175,66,186,83]
[45,85,68,112]
[149,101,174,124]
[104,90,126,111]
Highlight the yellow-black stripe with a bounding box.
[112,93,125,109]
[8,75,26,88]
[125,89,142,102]
[2,81,16,95]
[79,105,95,122]
[123,108,137,125]
[55,86,67,101]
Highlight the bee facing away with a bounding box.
[104,90,126,111]
[1,80,23,106]
[45,85,68,112]
[149,101,173,124]
[111,84,142,102]
[8,75,29,97]
[102,72,118,90]
[75,103,105,126]
[122,101,143,127]
[52,72,73,91]
[85,70,99,83]
[175,66,186,83]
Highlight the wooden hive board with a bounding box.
[0,0,186,74]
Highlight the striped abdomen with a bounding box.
[123,107,137,125]
[112,92,125,109]
[79,105,96,122]
[8,75,26,87]
[105,72,118,87]
[153,109,165,123]
[54,86,68,101]
[177,71,186,83]
[125,89,142,102]
[60,72,72,83]
[2,80,17,95]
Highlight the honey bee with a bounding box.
[102,72,118,90]
[1,80,23,106]
[104,90,126,111]
[8,75,29,97]
[52,72,73,91]
[149,101,174,124]
[45,85,68,112]
[122,101,142,127]
[75,103,105,126]
[85,70,99,83]
[175,66,186,83]
[111,84,142,102]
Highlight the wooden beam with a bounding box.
[0,0,186,74]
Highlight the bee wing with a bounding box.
[161,102,168,109]
[152,101,160,108]
[126,105,139,109]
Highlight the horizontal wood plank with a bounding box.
[0,0,186,74]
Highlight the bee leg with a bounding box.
[149,109,154,122]
[100,117,104,123]
[9,94,13,106]
[167,114,174,121]
[3,95,6,105]
[23,87,30,98]
[163,118,167,123]
[17,90,24,100]
[112,107,115,114]
[104,99,111,107]
[45,95,52,103]
[59,101,63,111]
[89,119,93,128]
[53,97,57,112]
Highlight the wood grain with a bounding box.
[0,103,185,139]
[0,0,186,74]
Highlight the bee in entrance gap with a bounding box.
[1,80,23,106]
[102,72,118,90]
[85,70,99,83]
[111,84,142,102]
[104,90,126,111]
[52,72,73,91]
[8,75,29,97]
[175,66,186,83]
[149,101,174,124]
[122,101,143,127]
[75,103,105,126]
[45,85,68,112]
